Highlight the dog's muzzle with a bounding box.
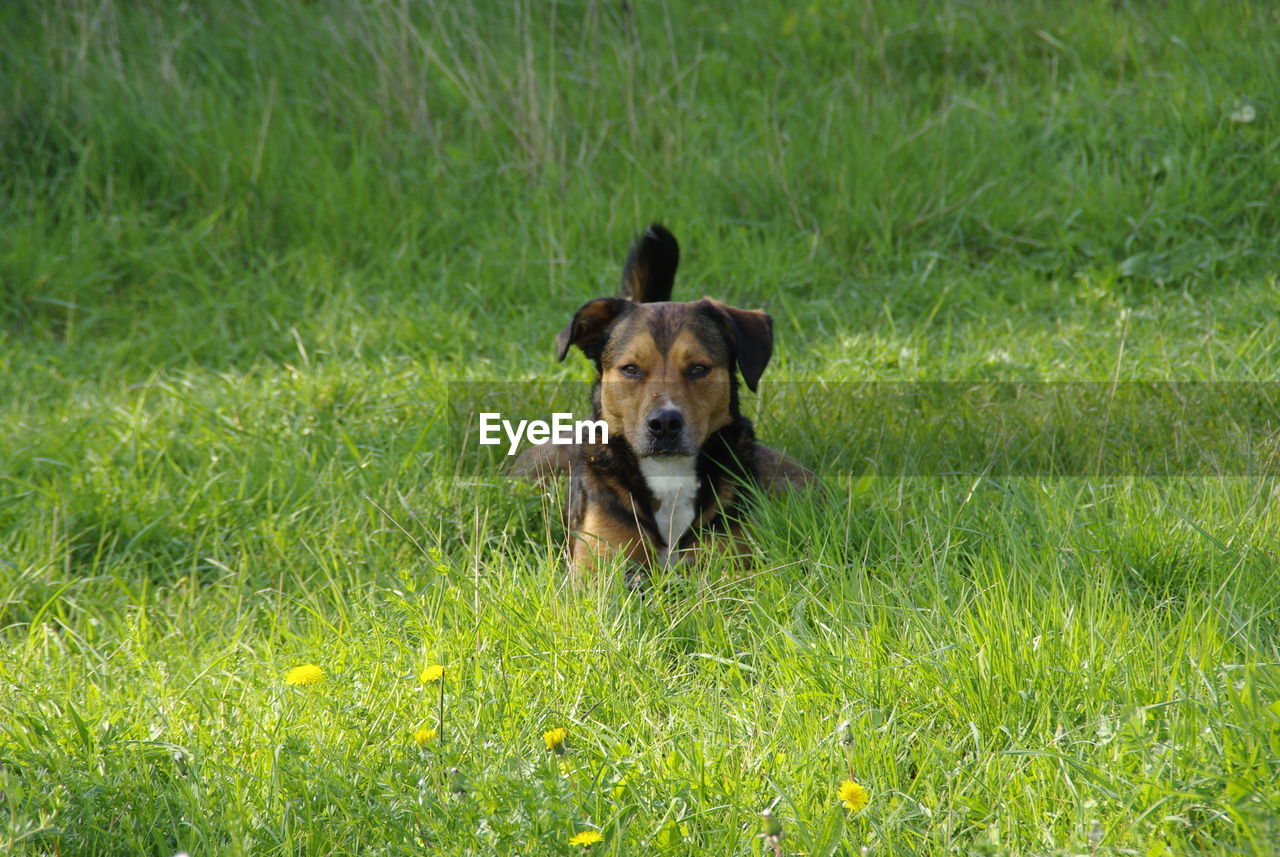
[642,406,690,456]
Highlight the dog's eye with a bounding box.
[686,363,710,379]
[619,363,642,378]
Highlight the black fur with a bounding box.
[621,224,680,302]
[569,416,759,550]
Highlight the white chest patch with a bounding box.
[639,456,699,563]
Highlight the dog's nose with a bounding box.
[647,407,684,440]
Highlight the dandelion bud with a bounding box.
[543,726,568,755]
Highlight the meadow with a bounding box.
[3,0,1280,854]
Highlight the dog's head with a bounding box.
[556,225,773,458]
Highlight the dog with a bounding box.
[513,224,813,579]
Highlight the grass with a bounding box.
[2,0,1280,854]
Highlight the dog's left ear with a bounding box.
[704,299,773,393]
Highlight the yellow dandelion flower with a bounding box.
[420,664,445,683]
[543,726,568,754]
[285,664,324,686]
[568,830,604,847]
[837,779,869,812]
[413,728,437,746]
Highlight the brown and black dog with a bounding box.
[515,224,812,579]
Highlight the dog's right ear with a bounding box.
[556,297,629,362]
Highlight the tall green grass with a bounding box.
[2,1,1278,854]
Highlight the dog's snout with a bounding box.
[647,407,684,440]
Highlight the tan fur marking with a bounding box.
[570,506,650,583]
[600,319,733,455]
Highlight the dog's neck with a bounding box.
[637,455,699,564]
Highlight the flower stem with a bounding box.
[437,676,446,746]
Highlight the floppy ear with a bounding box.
[704,299,774,392]
[621,224,679,302]
[556,297,629,362]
